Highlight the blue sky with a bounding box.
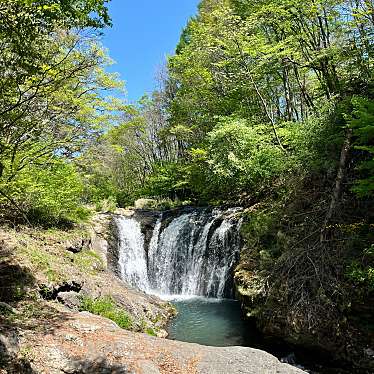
[101,0,200,103]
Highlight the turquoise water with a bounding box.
[167,297,258,347]
[167,297,354,374]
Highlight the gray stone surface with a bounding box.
[196,346,303,374]
[56,291,81,310]
[24,311,306,374]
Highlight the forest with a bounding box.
[2,0,372,214]
[0,0,373,372]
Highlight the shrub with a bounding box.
[347,244,374,291]
[95,196,117,212]
[79,296,132,330]
[0,158,90,226]
[345,96,374,198]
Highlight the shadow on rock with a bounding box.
[65,358,131,374]
[0,242,73,373]
[0,245,35,303]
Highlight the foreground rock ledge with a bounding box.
[22,310,306,374]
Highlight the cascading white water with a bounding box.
[115,208,242,299]
[116,216,149,292]
[181,211,218,296]
[147,216,162,280]
[149,213,193,295]
[204,217,242,297]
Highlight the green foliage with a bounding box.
[0,159,90,226]
[95,196,117,213]
[2,0,372,220]
[142,113,338,203]
[242,210,278,241]
[143,162,191,200]
[79,93,174,207]
[110,0,371,207]
[346,97,374,198]
[0,0,125,225]
[347,245,374,291]
[204,118,288,193]
[0,0,111,100]
[79,296,133,330]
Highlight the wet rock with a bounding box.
[132,210,160,255]
[107,218,121,275]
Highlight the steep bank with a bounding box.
[0,215,174,338]
[0,216,174,372]
[233,184,374,373]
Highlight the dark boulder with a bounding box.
[65,238,91,254]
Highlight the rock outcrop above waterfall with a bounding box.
[2,308,306,374]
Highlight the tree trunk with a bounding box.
[320,128,353,242]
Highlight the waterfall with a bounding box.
[117,216,149,292]
[115,208,242,299]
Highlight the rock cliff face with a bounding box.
[234,253,374,374]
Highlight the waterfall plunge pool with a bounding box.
[167,297,261,347]
[166,297,356,374]
[166,297,328,374]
